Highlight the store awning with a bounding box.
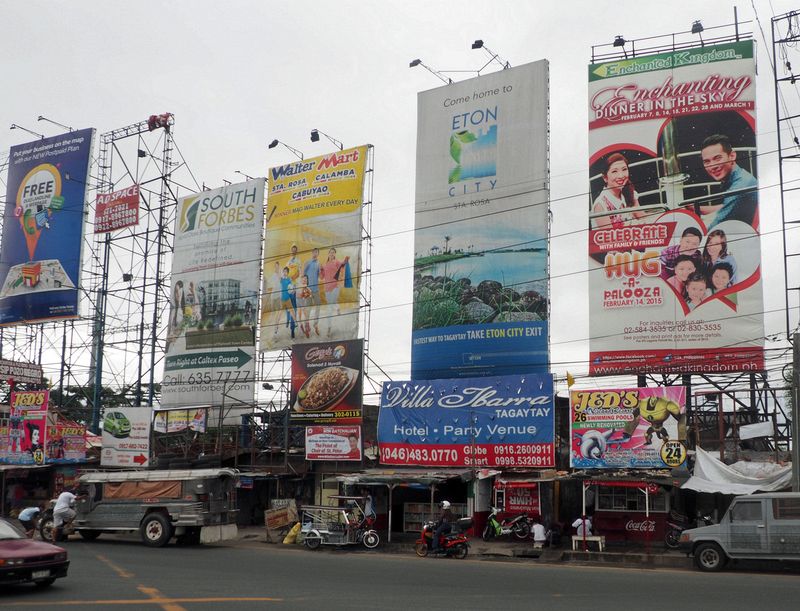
[325,468,473,487]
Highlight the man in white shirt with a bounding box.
[53,489,83,541]
[572,516,593,537]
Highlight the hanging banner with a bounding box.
[290,339,363,424]
[46,423,86,463]
[0,128,95,325]
[570,387,687,469]
[260,145,368,351]
[588,41,764,374]
[411,61,550,379]
[161,179,264,408]
[2,390,49,465]
[101,406,151,468]
[305,425,362,461]
[153,408,208,433]
[378,374,554,468]
[94,184,140,233]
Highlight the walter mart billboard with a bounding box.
[378,373,554,468]
[161,179,264,408]
[0,129,94,325]
[588,41,764,375]
[260,146,368,351]
[570,387,687,469]
[411,61,549,380]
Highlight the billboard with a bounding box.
[3,390,49,465]
[378,374,554,468]
[411,61,550,379]
[305,425,362,461]
[0,129,94,325]
[260,146,368,351]
[153,408,207,433]
[161,179,264,408]
[570,387,687,469]
[46,422,86,463]
[588,41,764,374]
[290,339,363,424]
[101,406,151,468]
[0,358,43,384]
[94,184,140,233]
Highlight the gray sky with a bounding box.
[1,0,795,393]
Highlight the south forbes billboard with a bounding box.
[411,61,550,380]
[587,41,764,375]
[378,374,554,468]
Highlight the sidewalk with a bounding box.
[237,526,692,569]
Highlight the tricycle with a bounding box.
[301,496,379,550]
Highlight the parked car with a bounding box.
[0,518,68,588]
[680,492,800,571]
[103,411,132,438]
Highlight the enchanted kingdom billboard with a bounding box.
[411,61,550,380]
[0,129,95,325]
[588,41,764,375]
[260,146,368,351]
[161,179,264,408]
[570,387,687,469]
[378,374,554,468]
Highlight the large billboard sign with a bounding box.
[101,406,151,468]
[570,387,687,469]
[260,146,368,351]
[94,184,140,233]
[378,374,554,468]
[0,129,94,325]
[588,41,764,374]
[2,390,49,465]
[305,425,362,461]
[411,61,550,379]
[46,422,86,463]
[161,179,264,408]
[290,339,363,424]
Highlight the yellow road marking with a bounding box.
[0,596,283,607]
[96,554,134,579]
[138,585,186,611]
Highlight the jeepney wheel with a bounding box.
[694,542,727,572]
[305,533,322,550]
[362,530,380,549]
[414,542,429,557]
[452,543,468,559]
[141,513,173,547]
[39,517,55,542]
[79,529,101,541]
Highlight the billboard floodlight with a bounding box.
[268,139,303,160]
[691,20,704,46]
[235,170,255,180]
[472,39,510,72]
[37,115,73,132]
[9,124,44,139]
[310,129,343,150]
[612,35,626,47]
[408,59,452,84]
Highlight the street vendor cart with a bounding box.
[301,495,379,550]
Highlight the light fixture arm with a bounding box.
[9,124,44,140]
[235,170,255,180]
[37,116,73,132]
[269,139,304,160]
[311,129,344,150]
[409,59,452,84]
[477,44,511,71]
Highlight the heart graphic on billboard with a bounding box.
[15,164,62,260]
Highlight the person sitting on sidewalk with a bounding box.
[572,515,593,537]
[531,517,547,549]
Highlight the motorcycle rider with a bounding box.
[431,500,453,554]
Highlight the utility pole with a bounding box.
[792,334,799,492]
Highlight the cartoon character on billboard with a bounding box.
[622,395,685,445]
[24,420,43,455]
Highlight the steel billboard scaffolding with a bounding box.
[0,115,200,431]
[589,19,792,459]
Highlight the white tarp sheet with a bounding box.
[682,447,791,495]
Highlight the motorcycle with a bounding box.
[482,506,531,541]
[414,517,472,559]
[38,499,77,542]
[664,512,713,549]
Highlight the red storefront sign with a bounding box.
[593,511,667,542]
[495,481,540,516]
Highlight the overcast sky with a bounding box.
[1,0,797,394]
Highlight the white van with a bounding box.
[679,492,800,571]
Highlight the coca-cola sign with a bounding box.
[625,519,656,533]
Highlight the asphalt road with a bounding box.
[2,535,800,610]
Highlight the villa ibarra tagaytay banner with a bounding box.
[161,179,264,408]
[260,146,368,351]
[570,386,687,469]
[588,41,764,375]
[378,374,554,468]
[411,61,550,379]
[0,129,94,325]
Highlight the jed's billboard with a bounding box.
[412,61,550,379]
[161,179,263,408]
[570,387,687,469]
[0,129,94,325]
[378,374,554,468]
[588,41,764,374]
[260,146,368,351]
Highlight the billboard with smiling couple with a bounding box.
[411,61,550,380]
[587,41,764,375]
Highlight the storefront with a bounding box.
[579,478,670,542]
